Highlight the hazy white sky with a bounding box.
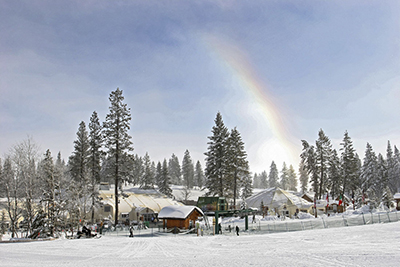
[1,0,399,173]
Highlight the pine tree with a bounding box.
[300,140,318,195]
[88,111,103,223]
[159,159,172,197]
[204,112,229,196]
[394,146,400,192]
[182,150,194,190]
[194,160,205,189]
[315,129,332,199]
[287,164,297,191]
[132,154,144,185]
[68,121,90,219]
[253,173,261,189]
[103,88,134,226]
[280,162,289,190]
[361,143,378,206]
[328,149,341,199]
[340,131,359,197]
[225,127,251,206]
[298,161,309,193]
[268,161,279,188]
[141,152,154,189]
[259,171,268,189]
[241,174,253,199]
[168,154,181,185]
[386,141,397,193]
[39,149,58,236]
[155,161,163,188]
[376,153,389,201]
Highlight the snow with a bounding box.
[158,205,204,219]
[1,221,400,266]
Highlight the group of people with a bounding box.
[220,223,240,236]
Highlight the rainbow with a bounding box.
[203,34,299,166]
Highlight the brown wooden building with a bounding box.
[158,205,204,230]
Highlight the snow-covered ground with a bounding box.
[1,221,400,267]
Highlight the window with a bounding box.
[104,206,111,212]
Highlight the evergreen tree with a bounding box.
[328,149,341,199]
[287,164,297,191]
[300,140,318,194]
[39,150,58,236]
[204,112,229,196]
[259,171,268,189]
[241,174,253,200]
[168,154,181,185]
[376,153,388,200]
[268,161,279,188]
[225,127,251,206]
[155,161,163,188]
[280,162,289,190]
[194,160,205,189]
[132,154,144,185]
[340,131,359,197]
[253,173,260,189]
[103,88,134,226]
[68,121,90,219]
[361,143,378,206]
[141,152,154,189]
[394,146,400,192]
[88,111,103,223]
[386,141,397,193]
[298,162,309,193]
[159,159,172,197]
[182,150,194,190]
[315,129,332,199]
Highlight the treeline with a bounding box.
[0,88,208,237]
[253,162,298,192]
[300,129,400,209]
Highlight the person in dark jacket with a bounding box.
[235,225,239,236]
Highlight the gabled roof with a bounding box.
[245,187,312,210]
[158,205,204,219]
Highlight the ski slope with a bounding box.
[1,222,400,267]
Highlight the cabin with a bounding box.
[394,193,400,210]
[158,205,204,230]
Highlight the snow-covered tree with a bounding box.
[340,131,359,197]
[194,160,205,189]
[300,140,318,194]
[361,143,378,205]
[315,129,332,199]
[141,152,154,189]
[268,161,279,188]
[88,111,103,223]
[168,154,181,185]
[159,159,172,197]
[225,127,251,206]
[287,164,297,191]
[328,149,341,199]
[280,162,289,190]
[298,162,309,193]
[204,112,229,197]
[182,150,194,190]
[103,88,134,226]
[259,171,268,189]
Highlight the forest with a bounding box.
[0,88,399,238]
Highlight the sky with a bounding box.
[1,0,399,174]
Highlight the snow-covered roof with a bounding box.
[394,193,400,200]
[245,187,313,210]
[99,185,183,213]
[158,205,204,219]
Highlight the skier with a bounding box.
[235,225,239,236]
[129,226,134,238]
[218,223,222,234]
